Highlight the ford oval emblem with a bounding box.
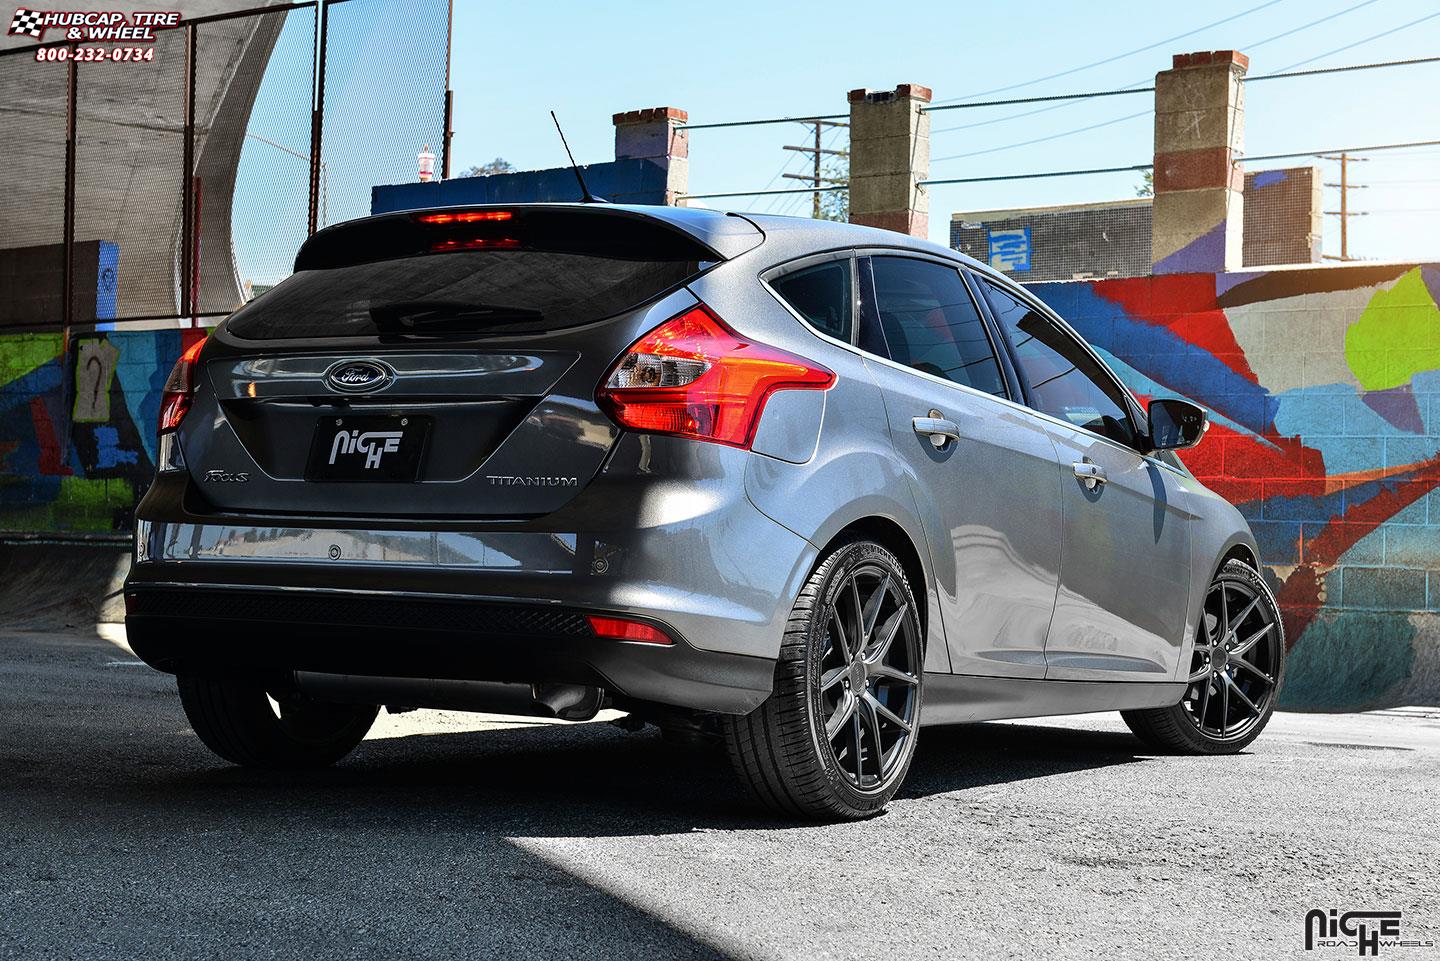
[325,360,392,393]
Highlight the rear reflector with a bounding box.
[586,615,674,646]
[158,336,207,434]
[596,304,834,449]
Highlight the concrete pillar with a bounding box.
[612,107,688,206]
[847,84,931,237]
[1151,50,1248,274]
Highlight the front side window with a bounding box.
[769,259,854,343]
[869,257,1006,397]
[982,279,1137,447]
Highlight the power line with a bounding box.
[1266,9,1440,72]
[916,138,1440,188]
[926,0,1292,106]
[678,113,846,132]
[924,85,1152,114]
[933,111,1150,163]
[1242,53,1440,83]
[920,162,1154,188]
[929,0,1392,139]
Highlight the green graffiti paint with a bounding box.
[1278,611,1416,711]
[0,333,64,383]
[1344,268,1440,391]
[0,476,127,533]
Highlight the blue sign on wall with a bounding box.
[988,227,1031,273]
[96,240,118,320]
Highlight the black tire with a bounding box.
[177,675,378,768]
[723,540,924,820]
[1123,559,1285,754]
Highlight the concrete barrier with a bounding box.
[0,541,129,629]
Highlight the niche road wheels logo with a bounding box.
[329,429,404,470]
[1305,909,1434,957]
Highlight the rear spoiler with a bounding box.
[295,204,764,272]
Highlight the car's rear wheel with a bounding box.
[177,675,378,768]
[1123,559,1285,754]
[723,540,923,820]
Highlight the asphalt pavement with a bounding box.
[2,625,1436,960]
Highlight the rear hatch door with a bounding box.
[181,205,761,518]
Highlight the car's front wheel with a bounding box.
[177,675,378,768]
[723,539,924,820]
[1123,559,1285,754]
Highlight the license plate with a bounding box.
[306,414,430,482]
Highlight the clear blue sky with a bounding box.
[448,0,1440,261]
[234,0,1440,287]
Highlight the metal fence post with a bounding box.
[62,51,77,339]
[180,22,197,320]
[308,0,328,235]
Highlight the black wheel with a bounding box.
[177,675,378,768]
[1123,559,1285,754]
[723,540,923,820]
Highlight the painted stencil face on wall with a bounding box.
[1029,262,1440,710]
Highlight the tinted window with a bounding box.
[871,257,1006,396]
[225,250,702,341]
[769,260,853,342]
[982,279,1137,447]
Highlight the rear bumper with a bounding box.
[126,437,820,714]
[124,583,774,713]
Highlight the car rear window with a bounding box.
[224,250,703,341]
[225,207,724,341]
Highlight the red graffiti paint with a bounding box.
[1094,275,1260,383]
[1275,456,1440,646]
[1181,422,1327,493]
[28,396,73,477]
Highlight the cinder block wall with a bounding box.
[1028,262,1440,710]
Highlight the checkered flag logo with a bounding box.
[8,8,44,38]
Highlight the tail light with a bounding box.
[596,304,834,449]
[158,336,206,434]
[587,615,674,646]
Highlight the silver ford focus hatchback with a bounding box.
[126,204,1285,820]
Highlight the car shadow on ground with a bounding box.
[158,715,1154,838]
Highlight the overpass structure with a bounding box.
[0,1,291,327]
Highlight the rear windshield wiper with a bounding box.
[369,299,545,330]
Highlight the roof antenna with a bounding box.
[550,110,605,203]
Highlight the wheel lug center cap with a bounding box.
[850,661,867,691]
[1212,646,1229,669]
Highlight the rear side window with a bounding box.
[870,257,1006,397]
[769,260,853,342]
[982,279,1137,447]
[224,251,702,341]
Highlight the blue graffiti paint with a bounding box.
[94,426,138,468]
[1029,281,1283,434]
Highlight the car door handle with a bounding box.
[912,414,961,449]
[1072,461,1108,490]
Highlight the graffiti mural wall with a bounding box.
[1,263,1436,709]
[1030,262,1440,710]
[0,329,200,534]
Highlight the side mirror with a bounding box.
[1147,398,1208,451]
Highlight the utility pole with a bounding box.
[1322,151,1367,261]
[783,120,848,218]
